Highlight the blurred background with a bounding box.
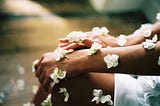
[0,0,159,106]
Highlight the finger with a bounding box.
[35,66,42,77]
[42,77,53,91]
[62,43,82,50]
[59,38,68,43]
[35,57,44,69]
[83,39,94,47]
[58,43,70,47]
[38,71,45,84]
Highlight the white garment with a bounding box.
[114,74,160,106]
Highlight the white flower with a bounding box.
[140,24,153,37]
[142,40,156,50]
[58,87,69,102]
[42,94,52,106]
[158,56,160,66]
[65,31,86,43]
[142,34,158,50]
[156,12,160,21]
[91,89,113,105]
[54,48,74,61]
[88,42,102,55]
[32,59,39,72]
[117,34,127,46]
[50,68,66,88]
[92,27,109,36]
[152,34,158,43]
[17,65,25,74]
[23,102,35,106]
[13,79,25,92]
[104,54,119,69]
[32,85,39,94]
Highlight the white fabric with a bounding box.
[114,74,160,106]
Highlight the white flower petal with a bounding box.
[100,27,109,36]
[42,94,52,106]
[93,89,103,97]
[156,12,160,21]
[152,34,158,43]
[92,27,109,36]
[88,42,102,55]
[50,68,66,85]
[17,65,25,74]
[104,54,119,69]
[91,96,100,104]
[54,48,74,61]
[142,40,156,50]
[144,29,152,37]
[66,31,86,43]
[32,60,39,72]
[58,88,69,102]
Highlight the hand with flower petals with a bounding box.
[59,31,118,50]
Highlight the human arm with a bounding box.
[35,40,160,90]
[59,22,160,50]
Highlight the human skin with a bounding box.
[33,22,160,106]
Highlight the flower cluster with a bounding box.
[142,34,158,50]
[104,54,119,69]
[65,31,86,43]
[58,87,69,102]
[54,48,74,61]
[156,12,160,21]
[88,42,102,55]
[92,27,109,36]
[41,94,52,106]
[91,89,113,105]
[32,59,39,72]
[117,34,127,46]
[50,67,66,88]
[140,24,153,37]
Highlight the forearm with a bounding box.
[125,22,160,46]
[95,41,160,75]
[65,41,160,76]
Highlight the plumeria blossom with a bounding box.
[65,31,86,44]
[158,56,160,66]
[88,42,102,55]
[156,12,160,21]
[41,94,52,106]
[54,47,74,61]
[92,27,109,36]
[32,59,39,72]
[58,87,69,102]
[50,67,66,88]
[117,34,127,46]
[140,24,153,37]
[142,34,158,50]
[17,65,25,74]
[13,79,25,92]
[91,89,113,105]
[23,102,35,106]
[104,54,119,69]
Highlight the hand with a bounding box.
[58,32,118,50]
[35,49,93,91]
